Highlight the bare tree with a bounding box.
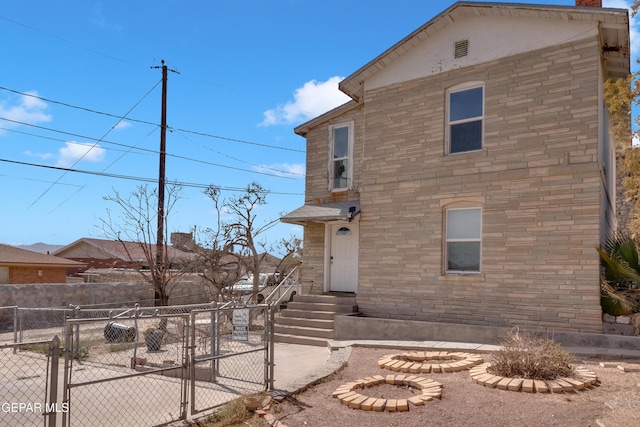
[98,183,184,307]
[195,186,243,301]
[200,182,282,302]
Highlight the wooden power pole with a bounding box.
[151,59,178,305]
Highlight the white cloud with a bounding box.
[260,76,351,126]
[0,91,52,130]
[112,121,132,130]
[56,141,106,167]
[23,150,54,160]
[253,162,306,178]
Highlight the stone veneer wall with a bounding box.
[301,37,605,334]
[357,38,603,333]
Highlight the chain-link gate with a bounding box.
[189,304,273,415]
[2,302,273,426]
[62,312,190,427]
[0,337,62,427]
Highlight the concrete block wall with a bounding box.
[0,279,214,331]
[300,37,605,333]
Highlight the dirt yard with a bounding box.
[268,347,640,427]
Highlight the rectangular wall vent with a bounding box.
[454,39,469,58]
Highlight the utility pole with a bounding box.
[151,59,178,305]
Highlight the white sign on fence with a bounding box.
[232,308,249,341]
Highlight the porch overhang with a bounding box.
[280,201,360,225]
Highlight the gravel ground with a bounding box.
[269,347,640,427]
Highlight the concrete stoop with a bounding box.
[274,294,358,347]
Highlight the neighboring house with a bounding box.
[282,0,630,334]
[53,237,196,276]
[0,244,86,284]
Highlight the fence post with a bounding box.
[132,304,140,369]
[12,306,18,354]
[210,308,217,382]
[190,311,197,416]
[73,306,80,359]
[61,323,72,427]
[48,335,60,427]
[268,306,275,390]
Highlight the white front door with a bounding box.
[328,223,358,293]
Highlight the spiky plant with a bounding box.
[597,233,640,315]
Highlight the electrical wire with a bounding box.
[0,86,305,153]
[0,158,303,195]
[27,81,162,209]
[0,118,300,179]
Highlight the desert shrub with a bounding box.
[204,393,264,427]
[488,329,575,380]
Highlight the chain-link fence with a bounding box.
[1,302,273,427]
[14,302,220,344]
[62,311,190,427]
[190,305,271,415]
[0,337,62,427]
[0,306,18,344]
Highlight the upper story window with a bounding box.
[445,207,482,273]
[329,122,354,192]
[447,83,483,154]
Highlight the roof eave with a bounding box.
[294,100,360,137]
[339,2,630,100]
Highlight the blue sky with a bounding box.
[0,0,633,251]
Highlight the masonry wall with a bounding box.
[302,37,605,333]
[355,38,603,333]
[303,103,364,204]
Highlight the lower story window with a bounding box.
[446,207,481,273]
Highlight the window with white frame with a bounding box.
[329,122,353,191]
[445,207,482,273]
[447,84,483,154]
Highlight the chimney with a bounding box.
[576,0,602,6]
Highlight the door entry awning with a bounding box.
[280,201,360,225]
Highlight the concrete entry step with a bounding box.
[276,316,334,329]
[280,309,337,321]
[273,332,328,347]
[273,293,358,347]
[286,301,358,313]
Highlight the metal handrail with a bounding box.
[265,266,299,307]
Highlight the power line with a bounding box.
[0,158,303,195]
[0,86,305,153]
[0,14,128,63]
[0,118,302,179]
[26,81,160,209]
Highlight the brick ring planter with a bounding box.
[332,374,443,412]
[469,363,599,393]
[377,351,484,374]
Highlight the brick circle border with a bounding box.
[332,374,443,412]
[469,363,599,393]
[378,351,484,374]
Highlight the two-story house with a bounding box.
[281,0,630,335]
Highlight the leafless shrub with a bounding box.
[488,328,575,380]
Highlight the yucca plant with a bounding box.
[597,233,640,315]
